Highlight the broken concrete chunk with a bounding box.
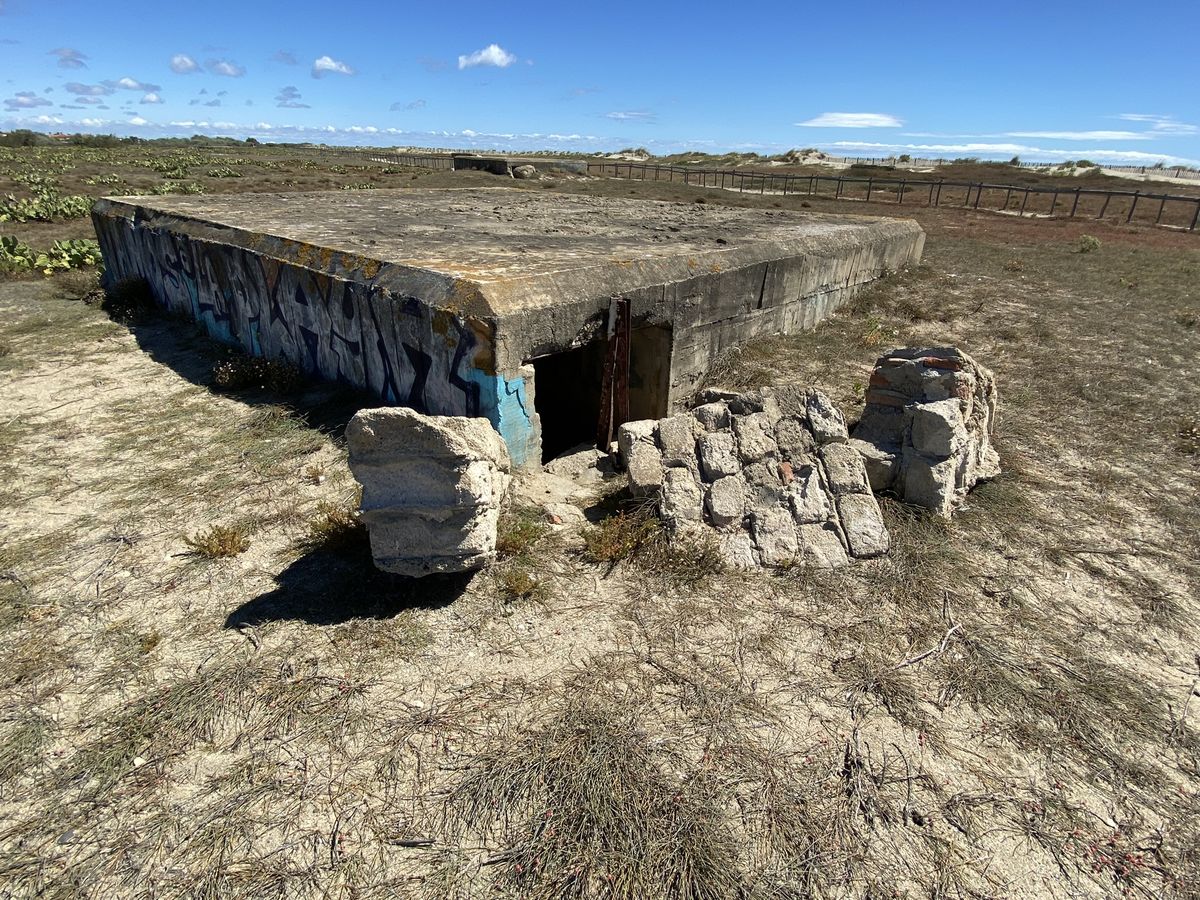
[852,347,999,517]
[693,401,732,432]
[911,398,967,458]
[625,440,665,498]
[787,465,835,524]
[835,492,890,558]
[796,523,850,568]
[806,391,849,444]
[656,414,701,469]
[659,467,703,525]
[346,407,511,577]
[697,431,740,482]
[750,504,799,566]
[848,438,899,493]
[733,411,779,463]
[705,474,746,529]
[616,384,891,569]
[819,443,871,496]
[774,415,816,460]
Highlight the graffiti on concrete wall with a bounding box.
[93,213,538,467]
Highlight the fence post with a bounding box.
[1190,199,1200,231]
[1097,193,1111,219]
[866,178,873,202]
[835,178,843,199]
[935,181,943,207]
[899,180,906,205]
[1155,195,1167,224]
[1126,192,1140,223]
[1070,188,1081,217]
[1004,187,1013,210]
[973,184,982,209]
[1049,192,1058,216]
[1020,189,1030,216]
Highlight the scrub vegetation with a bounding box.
[0,140,1196,899]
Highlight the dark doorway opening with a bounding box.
[530,323,672,464]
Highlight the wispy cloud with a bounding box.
[207,59,246,77]
[1005,130,1149,141]
[1119,113,1198,135]
[605,110,656,124]
[140,92,163,104]
[312,55,354,78]
[275,85,309,108]
[50,47,87,69]
[170,54,199,74]
[390,99,426,111]
[828,139,1198,165]
[796,112,902,128]
[457,43,516,69]
[272,50,297,65]
[66,82,115,97]
[4,91,53,111]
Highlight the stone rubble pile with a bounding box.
[346,407,512,577]
[618,385,889,570]
[850,347,1000,517]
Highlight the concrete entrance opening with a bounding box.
[530,323,672,464]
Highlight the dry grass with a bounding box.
[0,143,1197,899]
[183,523,251,558]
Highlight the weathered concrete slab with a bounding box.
[93,188,923,467]
[346,406,511,576]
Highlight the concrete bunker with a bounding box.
[91,188,924,469]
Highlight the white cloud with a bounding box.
[33,115,63,125]
[79,117,106,127]
[390,98,426,111]
[128,116,149,126]
[170,54,199,74]
[140,92,163,104]
[1119,113,1198,135]
[4,91,53,111]
[457,43,516,69]
[111,76,161,92]
[796,112,903,128]
[312,55,354,78]
[207,59,246,77]
[50,47,87,69]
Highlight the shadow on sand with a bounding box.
[226,544,474,628]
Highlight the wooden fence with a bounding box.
[586,162,1200,232]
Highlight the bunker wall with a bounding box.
[91,209,541,468]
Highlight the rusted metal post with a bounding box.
[1004,187,1013,209]
[1098,192,1111,218]
[1126,192,1140,223]
[1020,189,1030,216]
[866,178,873,202]
[835,177,843,199]
[1191,199,1200,231]
[973,184,983,209]
[1049,192,1058,215]
[899,180,906,205]
[1155,195,1167,224]
[1070,189,1081,217]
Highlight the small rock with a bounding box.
[796,523,850,568]
[806,391,849,444]
[911,399,967,458]
[749,504,799,566]
[819,443,871,495]
[787,464,834,523]
[659,467,703,525]
[718,531,760,570]
[693,401,731,432]
[705,474,746,528]
[656,414,700,469]
[775,415,816,459]
[512,164,538,179]
[697,431,740,482]
[733,411,779,463]
[836,492,890,558]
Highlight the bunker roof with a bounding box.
[94,188,921,319]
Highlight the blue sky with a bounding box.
[1,0,1197,164]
